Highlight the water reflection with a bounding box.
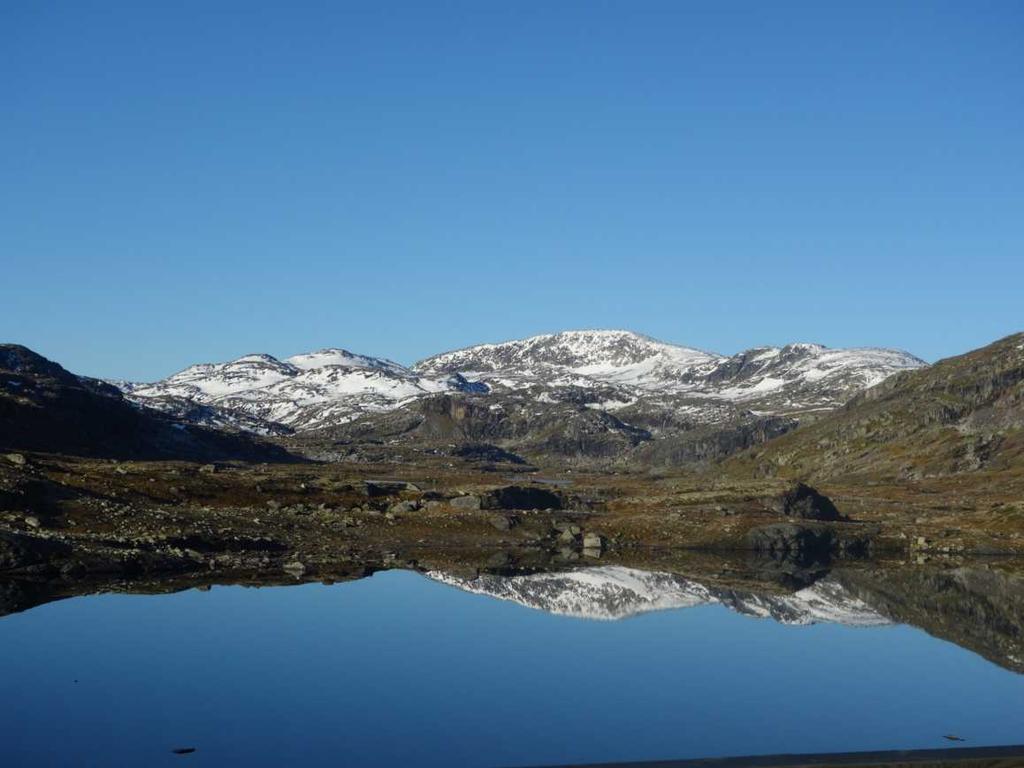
[3,555,1024,767]
[429,566,891,625]
[3,551,1024,672]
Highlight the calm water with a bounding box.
[3,568,1024,767]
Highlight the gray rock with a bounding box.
[449,495,482,510]
[582,532,605,550]
[489,515,513,531]
[199,463,218,474]
[388,500,419,515]
[283,561,306,575]
[2,453,27,467]
[24,515,41,529]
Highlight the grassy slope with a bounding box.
[726,332,1024,484]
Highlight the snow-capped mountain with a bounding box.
[415,330,925,412]
[427,566,890,626]
[123,348,486,432]
[415,330,719,391]
[119,332,925,453]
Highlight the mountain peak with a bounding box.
[414,329,718,377]
[231,353,283,365]
[285,348,405,373]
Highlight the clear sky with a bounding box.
[3,1,1022,381]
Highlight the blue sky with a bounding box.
[3,1,1022,381]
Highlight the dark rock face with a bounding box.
[452,443,529,466]
[315,392,654,462]
[0,344,292,463]
[637,415,797,465]
[762,483,842,521]
[482,486,563,511]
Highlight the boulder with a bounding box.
[2,453,27,467]
[488,515,513,531]
[482,486,562,511]
[762,483,842,521]
[449,495,482,510]
[388,500,420,515]
[365,480,420,497]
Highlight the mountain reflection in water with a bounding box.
[429,566,892,625]
[3,556,1024,768]
[3,553,1024,671]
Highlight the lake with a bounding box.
[3,563,1024,767]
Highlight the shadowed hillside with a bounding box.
[0,345,293,463]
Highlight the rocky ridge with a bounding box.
[118,331,925,465]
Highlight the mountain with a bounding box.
[123,348,486,433]
[0,345,291,462]
[116,331,924,464]
[427,565,889,625]
[415,330,923,412]
[415,330,718,392]
[731,332,1024,481]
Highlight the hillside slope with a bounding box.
[730,333,1024,482]
[0,345,292,462]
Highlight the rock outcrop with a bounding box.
[761,483,843,521]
